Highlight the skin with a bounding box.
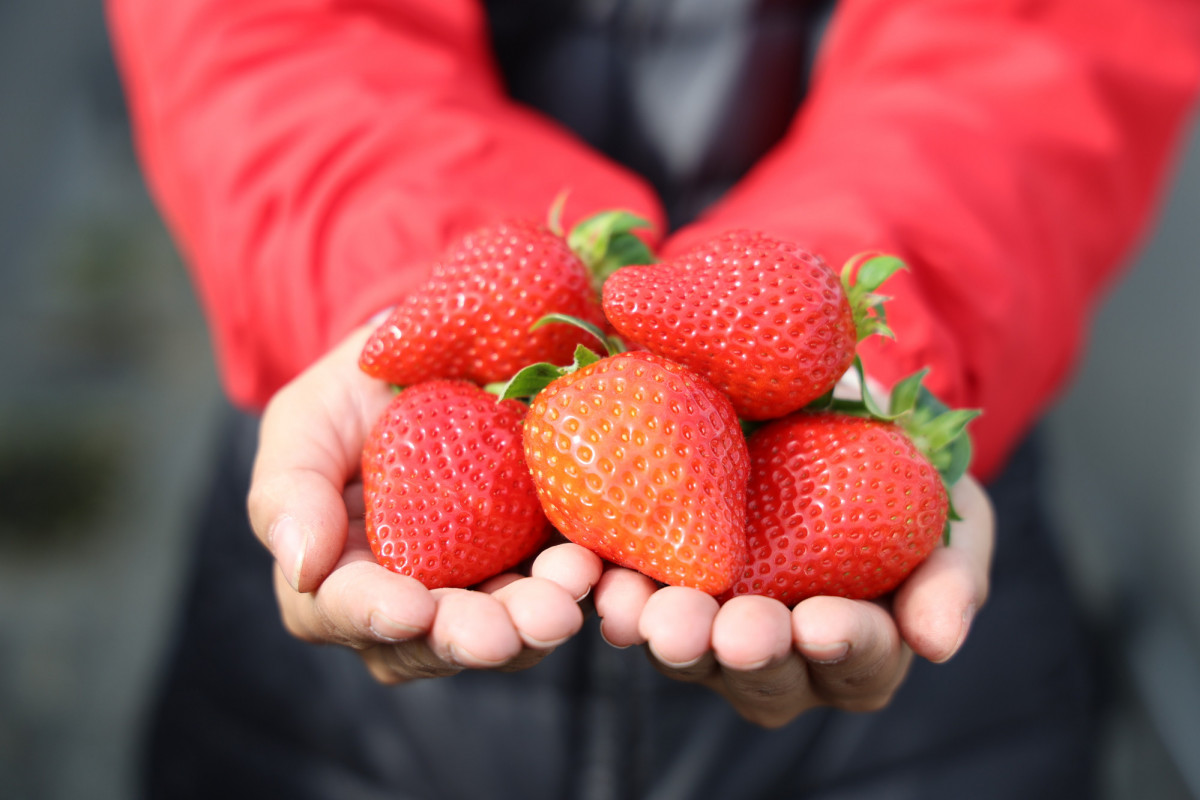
[247,324,993,724]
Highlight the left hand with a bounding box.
[535,474,993,728]
[247,324,591,685]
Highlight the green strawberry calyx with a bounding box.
[885,369,979,491]
[841,253,906,342]
[551,195,657,290]
[814,357,980,539]
[488,313,624,401]
[839,357,980,487]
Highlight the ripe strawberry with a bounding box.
[359,219,604,387]
[359,209,653,387]
[520,351,751,595]
[725,375,977,604]
[602,231,901,421]
[362,380,550,589]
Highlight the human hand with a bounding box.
[584,475,993,728]
[246,325,587,683]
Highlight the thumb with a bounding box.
[247,325,389,592]
[249,466,351,593]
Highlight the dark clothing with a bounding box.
[144,409,1099,799]
[485,0,831,227]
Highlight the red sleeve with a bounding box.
[106,0,665,410]
[667,0,1200,480]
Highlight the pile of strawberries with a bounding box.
[357,206,976,606]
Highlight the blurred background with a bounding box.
[1,3,1198,798]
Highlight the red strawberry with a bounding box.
[521,351,751,595]
[726,376,977,605]
[362,380,550,589]
[602,231,901,421]
[359,219,605,387]
[359,210,654,387]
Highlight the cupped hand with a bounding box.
[580,475,993,728]
[246,325,589,683]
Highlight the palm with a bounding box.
[248,325,589,682]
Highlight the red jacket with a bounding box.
[107,0,1200,480]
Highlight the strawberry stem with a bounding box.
[531,313,625,355]
[903,390,979,488]
[841,253,905,342]
[815,360,979,490]
[567,210,657,290]
[547,190,570,237]
[490,313,626,401]
[861,368,978,543]
[494,344,604,401]
[535,311,628,352]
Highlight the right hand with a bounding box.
[586,474,992,727]
[246,325,601,683]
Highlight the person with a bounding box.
[107,0,1200,797]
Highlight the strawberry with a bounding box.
[726,372,978,604]
[517,350,751,595]
[601,231,902,421]
[359,209,653,387]
[362,380,550,589]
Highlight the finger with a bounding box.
[490,577,585,649]
[712,657,813,728]
[531,543,605,602]
[247,325,390,592]
[793,596,912,712]
[893,475,994,662]
[638,586,719,670]
[710,596,812,727]
[711,595,794,671]
[492,649,555,674]
[275,561,436,649]
[343,479,366,519]
[713,656,813,728]
[592,567,658,647]
[477,573,523,594]
[426,589,524,668]
[362,639,464,685]
[253,474,352,593]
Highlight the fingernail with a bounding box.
[270,516,306,591]
[734,656,775,672]
[599,626,631,650]
[444,643,465,667]
[446,643,507,669]
[942,603,976,663]
[649,645,702,669]
[523,634,571,650]
[369,611,421,642]
[799,641,850,664]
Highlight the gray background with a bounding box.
[0,2,1198,797]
